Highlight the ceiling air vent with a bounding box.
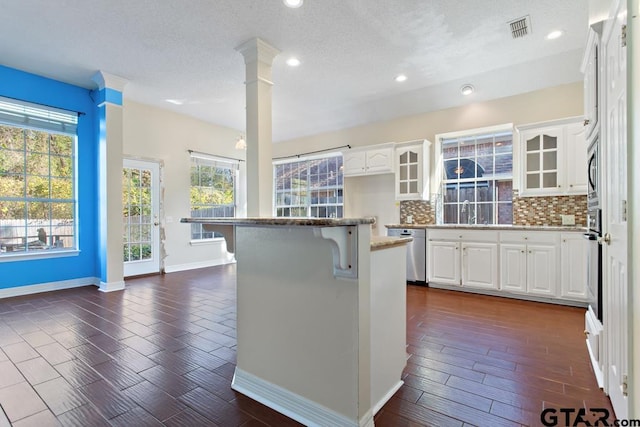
[509,15,531,39]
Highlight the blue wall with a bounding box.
[0,65,99,288]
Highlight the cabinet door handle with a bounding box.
[521,250,525,254]
[529,250,532,254]
[584,119,590,126]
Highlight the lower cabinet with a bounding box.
[462,243,499,290]
[428,241,460,285]
[499,232,558,297]
[427,228,585,304]
[560,233,589,301]
[428,231,498,290]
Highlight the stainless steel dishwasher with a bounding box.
[387,228,426,283]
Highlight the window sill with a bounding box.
[190,238,225,246]
[0,249,80,263]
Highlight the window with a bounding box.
[0,98,77,256]
[189,154,238,240]
[437,126,513,225]
[274,154,343,218]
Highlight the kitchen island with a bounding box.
[181,217,410,427]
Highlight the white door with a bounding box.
[365,147,393,173]
[123,159,161,277]
[603,2,628,417]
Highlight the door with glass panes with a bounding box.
[122,159,160,277]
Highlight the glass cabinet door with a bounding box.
[524,130,559,191]
[398,149,420,196]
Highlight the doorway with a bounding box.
[123,159,161,277]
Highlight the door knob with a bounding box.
[598,233,611,245]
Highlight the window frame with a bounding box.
[273,152,344,219]
[435,124,514,226]
[0,98,79,261]
[189,153,239,242]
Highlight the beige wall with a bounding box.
[273,82,583,158]
[122,100,246,272]
[273,83,583,231]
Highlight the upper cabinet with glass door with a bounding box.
[395,140,431,200]
[517,117,587,197]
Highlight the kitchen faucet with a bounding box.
[461,200,475,225]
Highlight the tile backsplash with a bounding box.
[512,195,587,226]
[399,195,587,226]
[399,200,435,224]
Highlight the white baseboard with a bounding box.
[98,280,125,292]
[232,367,370,427]
[372,380,403,415]
[0,277,99,299]
[164,257,235,274]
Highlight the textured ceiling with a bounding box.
[0,1,587,142]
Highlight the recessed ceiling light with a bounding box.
[395,74,407,82]
[283,0,303,8]
[546,30,564,40]
[460,84,474,96]
[165,99,185,105]
[286,57,301,67]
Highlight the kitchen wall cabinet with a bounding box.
[499,231,558,297]
[581,24,602,140]
[517,117,587,197]
[560,232,588,301]
[395,140,431,200]
[342,143,394,176]
[428,230,498,290]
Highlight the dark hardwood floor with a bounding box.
[0,265,613,426]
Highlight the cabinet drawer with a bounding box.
[428,229,498,242]
[499,231,559,245]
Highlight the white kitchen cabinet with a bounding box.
[581,24,602,140]
[526,244,557,296]
[428,230,498,289]
[342,143,394,176]
[564,122,588,194]
[461,242,498,290]
[499,244,527,294]
[395,140,431,200]
[560,232,588,301]
[428,240,460,285]
[517,117,587,197]
[499,231,558,297]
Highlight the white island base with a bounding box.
[184,218,408,427]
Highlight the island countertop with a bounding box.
[370,236,413,251]
[182,217,375,227]
[385,223,587,232]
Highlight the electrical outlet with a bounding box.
[560,214,575,226]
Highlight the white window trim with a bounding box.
[433,123,513,197]
[435,123,514,225]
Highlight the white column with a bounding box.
[236,38,280,217]
[92,71,128,292]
